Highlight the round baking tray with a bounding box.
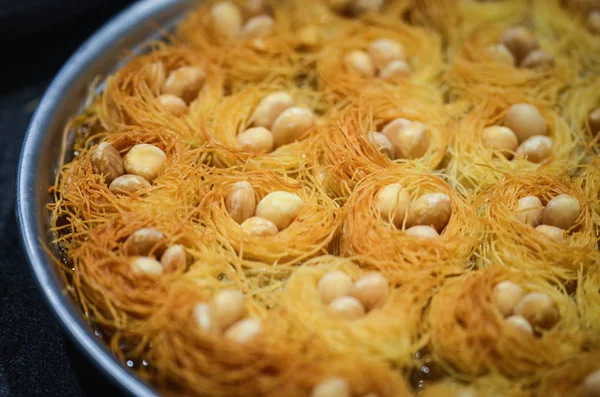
[16,0,193,395]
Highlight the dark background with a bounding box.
[0,1,134,396]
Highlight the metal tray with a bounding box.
[16,1,194,395]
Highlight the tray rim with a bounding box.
[16,0,193,395]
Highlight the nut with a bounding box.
[193,303,220,334]
[405,225,440,239]
[244,0,270,19]
[481,126,519,158]
[124,228,166,257]
[237,127,274,154]
[328,296,365,320]
[145,61,166,90]
[493,281,525,317]
[353,0,384,13]
[506,315,533,335]
[92,142,124,184]
[388,122,430,159]
[500,26,539,63]
[376,183,411,228]
[250,91,295,128]
[318,271,353,304]
[583,369,600,397]
[588,10,600,34]
[241,15,274,39]
[589,108,600,135]
[406,193,452,232]
[381,118,412,140]
[344,50,375,78]
[514,292,560,330]
[516,135,552,164]
[109,174,152,195]
[224,318,263,344]
[520,49,555,69]
[542,194,580,230]
[160,244,187,270]
[379,60,411,79]
[535,225,565,243]
[123,144,167,182]
[350,273,389,310]
[130,257,164,276]
[514,196,544,226]
[241,216,279,236]
[226,181,256,224]
[368,38,405,70]
[504,103,547,142]
[271,107,316,148]
[368,131,394,159]
[255,191,305,230]
[211,1,243,39]
[311,377,351,397]
[487,44,515,66]
[211,290,246,331]
[157,94,187,116]
[162,66,206,103]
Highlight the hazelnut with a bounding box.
[160,245,187,270]
[368,38,405,70]
[504,103,547,142]
[500,26,539,63]
[162,66,205,103]
[535,225,565,243]
[381,118,412,140]
[271,107,315,148]
[405,225,440,239]
[318,271,353,304]
[588,108,600,135]
[123,144,167,182]
[193,303,220,334]
[379,60,411,79]
[211,1,243,39]
[487,44,515,66]
[583,369,600,397]
[224,318,263,344]
[240,217,279,236]
[123,228,165,257]
[157,94,187,116]
[368,131,394,159]
[493,281,525,317]
[350,273,389,310]
[255,191,305,230]
[344,50,375,78]
[406,193,452,232]
[109,174,152,195]
[211,290,246,331]
[376,183,411,228]
[514,292,560,330]
[481,126,519,158]
[92,142,124,184]
[237,127,274,154]
[388,122,430,159]
[311,377,351,397]
[250,92,294,129]
[226,181,256,225]
[520,49,555,69]
[506,315,533,335]
[514,196,544,227]
[130,257,164,276]
[542,194,580,230]
[328,296,365,320]
[516,135,552,164]
[588,10,600,34]
[241,15,274,39]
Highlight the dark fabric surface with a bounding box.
[0,2,134,396]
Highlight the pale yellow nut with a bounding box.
[481,126,518,158]
[160,244,187,270]
[353,0,384,13]
[376,183,411,228]
[123,144,167,182]
[487,44,515,66]
[588,10,600,34]
[157,94,187,116]
[242,15,274,39]
[492,281,525,317]
[124,228,165,257]
[237,127,274,154]
[311,377,351,397]
[109,174,152,195]
[211,290,246,331]
[405,225,440,239]
[350,273,389,310]
[500,26,539,63]
[226,181,256,224]
[328,296,365,320]
[244,0,270,19]
[520,49,555,69]
[162,66,205,103]
[368,38,405,70]
[193,303,220,335]
[344,50,375,78]
[589,108,600,135]
[535,225,565,243]
[130,257,164,276]
[298,25,320,47]
[250,91,294,129]
[406,193,452,233]
[224,318,263,344]
[379,60,411,79]
[514,196,544,227]
[389,122,430,159]
[318,271,353,304]
[506,315,533,335]
[514,292,560,330]
[255,191,305,230]
[211,1,242,39]
[271,107,316,148]
[381,118,412,140]
[516,135,552,164]
[504,103,547,142]
[583,369,600,397]
[92,142,124,184]
[240,216,279,236]
[368,131,394,159]
[542,194,580,230]
[145,62,166,90]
